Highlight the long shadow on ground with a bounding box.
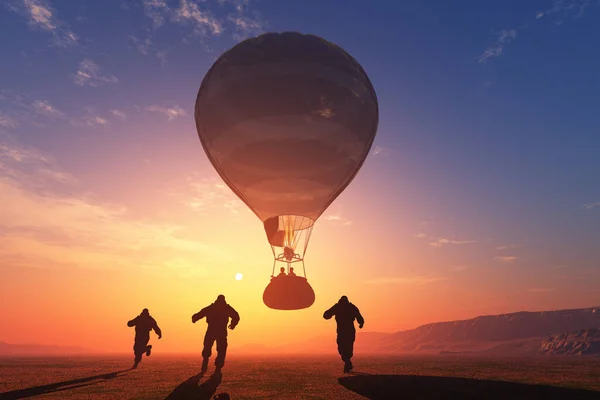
[339,373,600,400]
[164,372,230,400]
[0,370,128,400]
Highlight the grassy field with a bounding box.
[1,354,599,399]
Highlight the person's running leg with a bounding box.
[215,336,228,373]
[201,332,215,372]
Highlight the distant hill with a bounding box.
[0,341,92,356]
[356,305,600,355]
[541,328,600,356]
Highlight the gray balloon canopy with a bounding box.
[195,31,379,231]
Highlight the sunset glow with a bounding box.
[1,0,599,357]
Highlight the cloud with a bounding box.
[6,0,78,46]
[478,1,599,64]
[129,35,153,55]
[0,135,79,191]
[31,100,64,118]
[415,233,475,248]
[0,91,65,128]
[130,35,168,65]
[365,276,447,285]
[324,214,352,226]
[371,146,392,156]
[528,288,556,293]
[581,202,600,210]
[145,104,187,120]
[496,244,517,251]
[477,29,517,64]
[536,0,600,21]
[227,9,266,41]
[142,0,170,27]
[0,136,229,274]
[0,114,19,129]
[324,205,352,226]
[174,0,223,36]
[140,0,267,43]
[495,256,518,263]
[70,110,110,128]
[72,59,119,87]
[167,174,243,216]
[156,50,168,66]
[109,109,127,120]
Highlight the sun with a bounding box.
[235,273,243,281]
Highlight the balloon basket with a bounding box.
[263,276,315,310]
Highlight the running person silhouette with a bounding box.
[323,296,364,373]
[127,308,162,369]
[192,295,240,374]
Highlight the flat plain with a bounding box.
[1,354,599,399]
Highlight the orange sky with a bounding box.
[2,0,600,356]
[1,124,598,353]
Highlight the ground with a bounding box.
[1,354,599,399]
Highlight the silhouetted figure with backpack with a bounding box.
[192,295,240,375]
[323,295,364,373]
[127,308,162,369]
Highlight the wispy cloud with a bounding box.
[225,0,267,42]
[581,201,600,210]
[129,34,168,65]
[0,90,118,130]
[0,114,19,129]
[70,109,110,128]
[145,104,187,120]
[167,174,243,216]
[0,134,79,191]
[0,91,65,128]
[536,0,600,22]
[140,0,266,43]
[129,34,153,55]
[477,29,517,64]
[324,214,352,226]
[479,0,599,64]
[365,275,447,285]
[31,100,64,118]
[415,233,475,248]
[6,0,79,46]
[72,59,119,87]
[371,145,392,156]
[0,136,228,274]
[141,0,169,26]
[496,244,517,251]
[495,256,518,264]
[174,0,223,36]
[228,14,265,41]
[71,115,109,128]
[109,109,127,120]
[324,205,352,226]
[528,288,556,293]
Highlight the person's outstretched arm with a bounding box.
[228,306,240,330]
[354,305,365,329]
[323,304,337,320]
[127,316,139,327]
[152,318,162,339]
[192,306,209,323]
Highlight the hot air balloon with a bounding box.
[195,32,378,310]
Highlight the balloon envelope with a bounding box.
[195,32,378,224]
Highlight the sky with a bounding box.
[1,0,599,353]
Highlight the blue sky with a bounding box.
[1,0,599,342]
